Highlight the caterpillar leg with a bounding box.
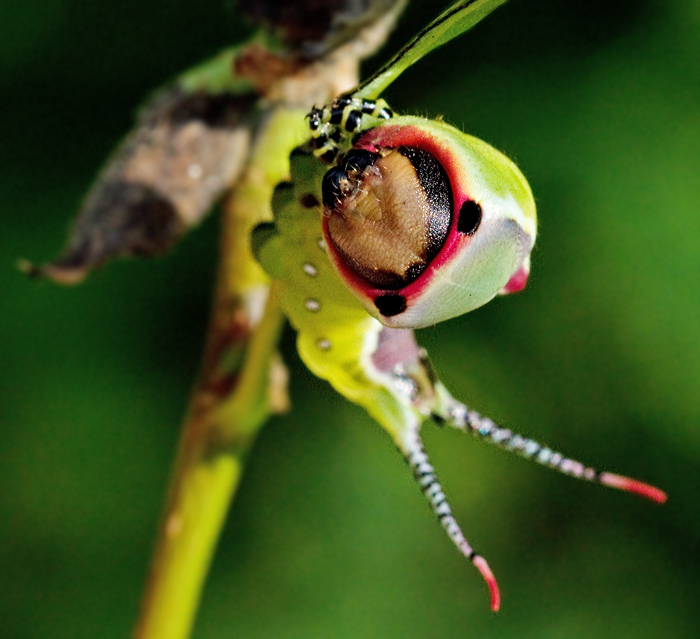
[307,95,394,164]
[433,393,667,504]
[398,427,500,611]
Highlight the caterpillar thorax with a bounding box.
[253,147,413,431]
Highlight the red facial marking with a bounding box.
[501,264,530,294]
[324,124,474,308]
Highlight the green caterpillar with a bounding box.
[251,0,666,611]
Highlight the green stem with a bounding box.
[132,105,307,639]
[133,281,285,639]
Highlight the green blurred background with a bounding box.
[2,1,699,637]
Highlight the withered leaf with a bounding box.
[27,85,257,285]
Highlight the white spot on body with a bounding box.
[303,263,318,277]
[305,299,321,312]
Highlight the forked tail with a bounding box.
[379,338,665,612]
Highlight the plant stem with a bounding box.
[132,107,307,639]
[132,282,285,639]
[130,13,399,626]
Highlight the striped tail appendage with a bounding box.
[384,340,665,612]
[400,429,501,611]
[438,399,667,504]
[400,401,666,611]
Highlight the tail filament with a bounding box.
[443,402,667,504]
[401,430,501,611]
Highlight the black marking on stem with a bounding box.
[329,107,344,124]
[311,133,328,149]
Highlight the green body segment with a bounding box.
[252,111,538,439]
[253,149,422,441]
[252,141,511,610]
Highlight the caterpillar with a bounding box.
[253,0,666,612]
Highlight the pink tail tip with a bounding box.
[473,555,500,612]
[600,472,667,504]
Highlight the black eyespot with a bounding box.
[374,294,407,317]
[457,200,482,235]
[300,193,320,208]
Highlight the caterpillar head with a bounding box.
[321,116,537,329]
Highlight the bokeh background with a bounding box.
[2,1,699,637]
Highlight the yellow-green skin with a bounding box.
[254,149,424,442]
[252,0,538,445]
[253,113,538,445]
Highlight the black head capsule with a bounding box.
[321,150,381,210]
[322,166,349,209]
[342,149,381,175]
